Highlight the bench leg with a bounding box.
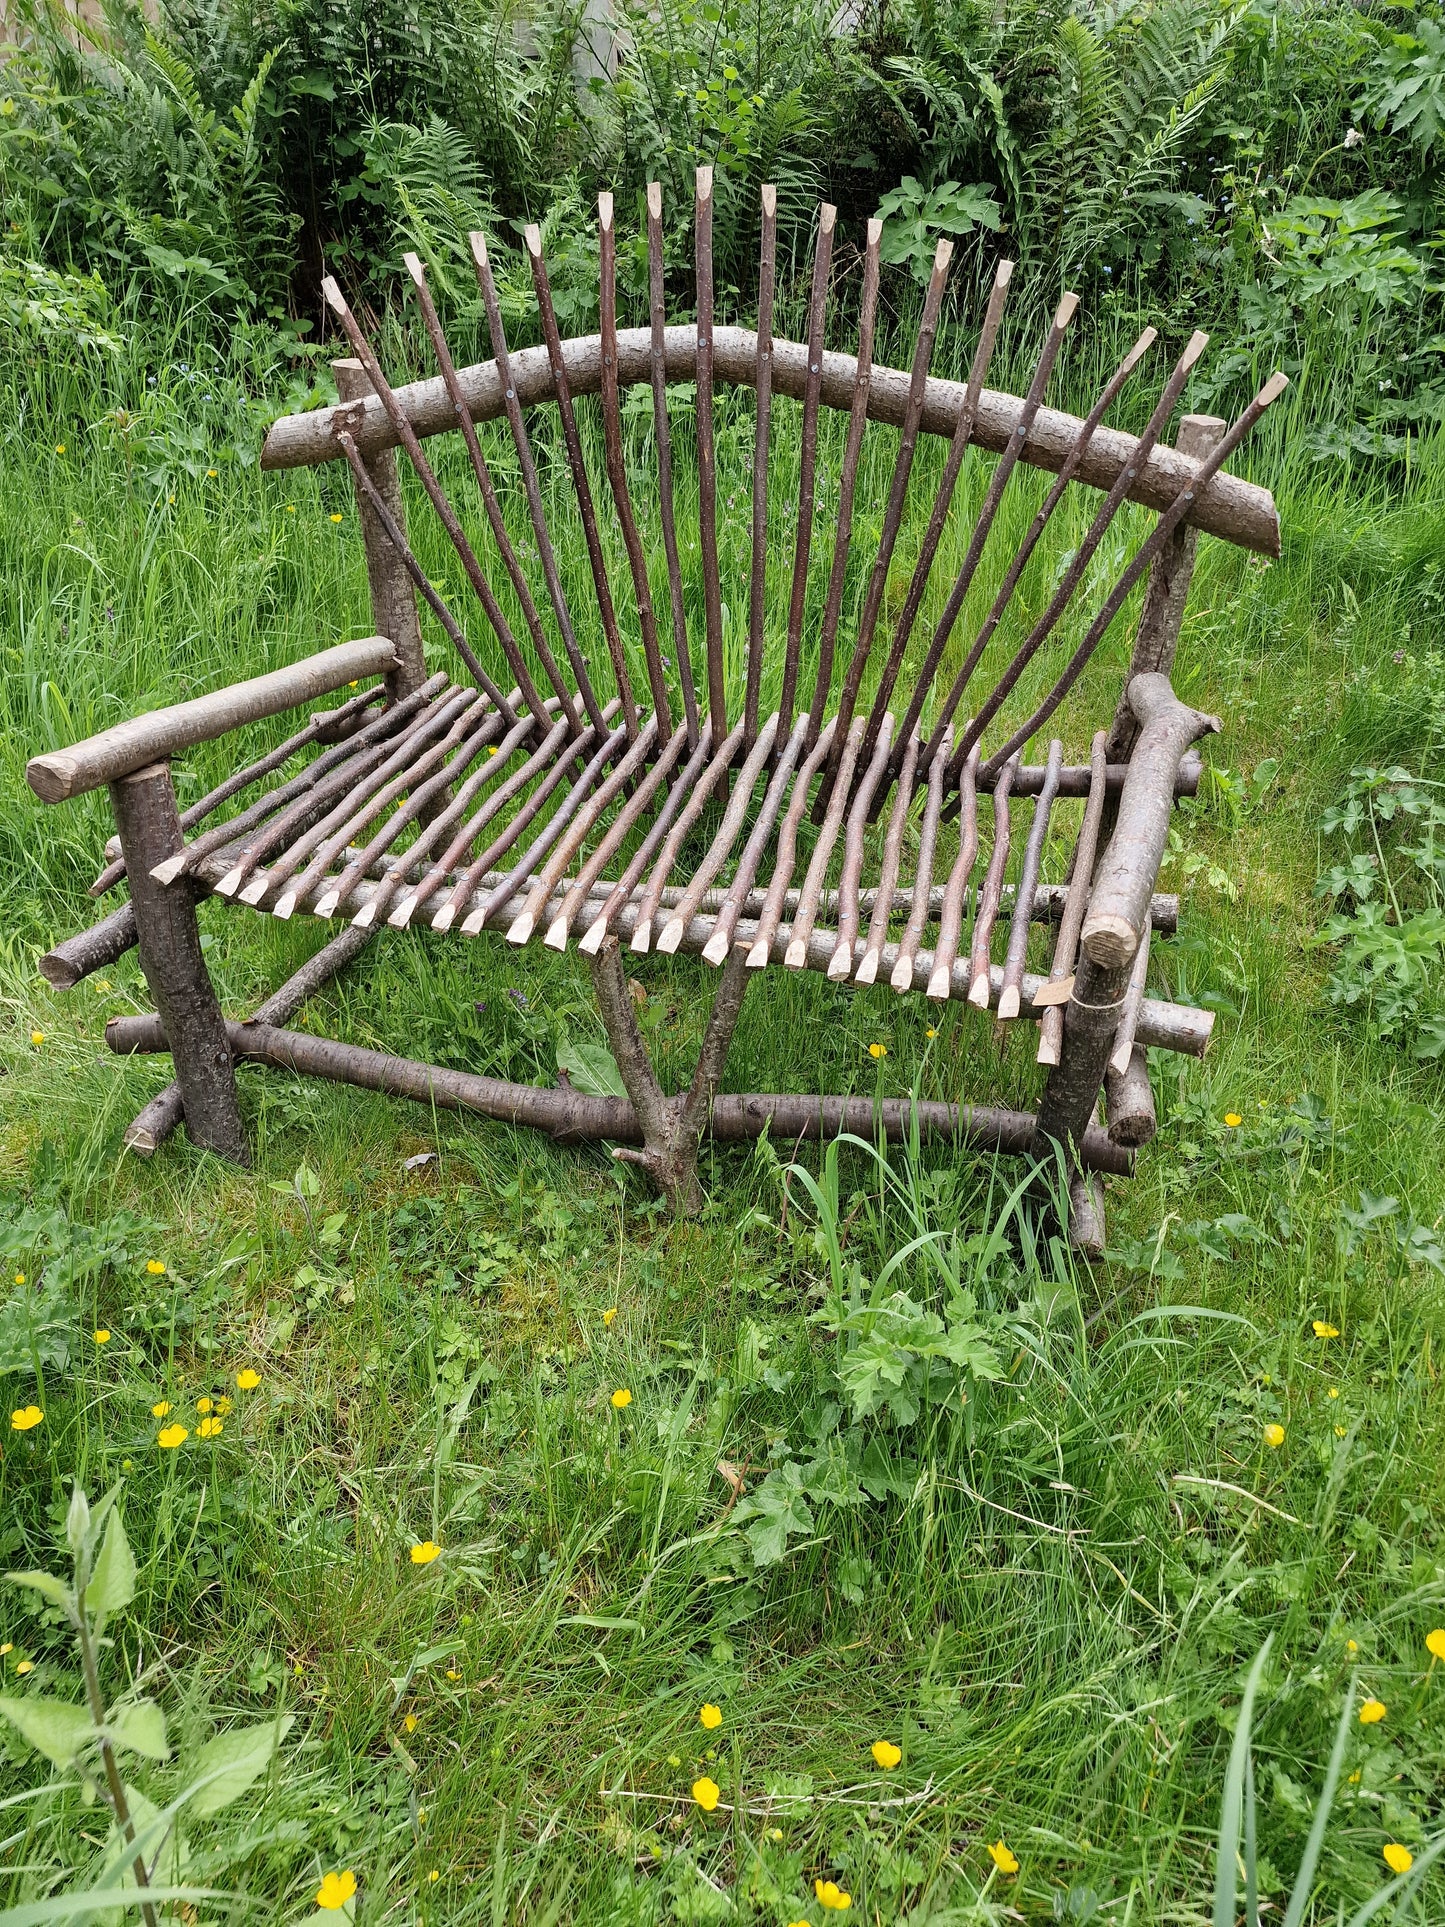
[108,763,249,1165]
[589,934,750,1216]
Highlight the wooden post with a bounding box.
[1105,414,1225,764]
[333,358,427,700]
[109,764,248,1164]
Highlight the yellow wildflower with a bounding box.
[55,443,66,454]
[1335,1425,1347,1437]
[10,1406,43,1432]
[1360,1699,1386,1725]
[152,1401,171,1418]
[1328,1387,1339,1398]
[1383,1844,1413,1875]
[157,1424,188,1449]
[445,1670,459,1681]
[94,1329,111,1344]
[410,1541,442,1565]
[15,1660,33,1675]
[0,1644,9,1655]
[871,1740,902,1769]
[236,1368,261,1390]
[1263,1423,1285,1448]
[692,1777,720,1812]
[315,1870,357,1911]
[146,1260,166,1276]
[329,513,343,524]
[198,1416,223,1439]
[925,1027,937,1038]
[1347,1640,1358,1653]
[814,1879,851,1910]
[603,1307,618,1327]
[215,1395,232,1415]
[987,1842,1019,1875]
[30,1031,44,1047]
[13,1274,23,1285]
[196,1397,212,1414]
[404,1714,419,1733]
[1312,1320,1339,1339]
[611,1388,632,1410]
[428,1870,440,1883]
[206,468,217,478]
[285,504,296,513]
[868,1042,887,1059]
[1224,1112,1242,1127]
[699,1703,722,1730]
[1425,1628,1445,1661]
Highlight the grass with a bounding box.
[0,311,1443,1925]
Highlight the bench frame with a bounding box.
[28,172,1285,1248]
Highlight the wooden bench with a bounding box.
[28,171,1285,1248]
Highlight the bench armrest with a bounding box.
[26,637,399,804]
[1081,673,1220,969]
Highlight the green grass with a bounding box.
[1,324,1444,1925]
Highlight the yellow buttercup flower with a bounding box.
[157,1423,188,1448]
[1263,1423,1285,1448]
[55,443,66,454]
[329,513,343,523]
[315,1870,357,1910]
[1359,1699,1386,1725]
[692,1777,720,1812]
[446,1669,459,1681]
[1347,1639,1358,1653]
[611,1388,632,1409]
[1312,1320,1339,1338]
[1224,1112,1242,1127]
[198,1416,223,1439]
[699,1703,722,1730]
[925,1027,937,1038]
[428,1870,440,1883]
[152,1401,171,1418]
[814,1879,851,1910]
[94,1329,111,1344]
[0,1644,10,1655]
[13,1274,23,1285]
[1425,1628,1445,1661]
[146,1260,166,1276]
[871,1740,902,1769]
[987,1841,1019,1875]
[196,1397,212,1414]
[206,468,217,478]
[602,1307,618,1327]
[868,1042,887,1059]
[15,1660,33,1675]
[10,1406,42,1432]
[410,1541,441,1565]
[236,1368,261,1390]
[215,1395,232,1415]
[404,1713,419,1733]
[1383,1844,1413,1875]
[30,1031,44,1047]
[1328,1387,1339,1398]
[1335,1425,1347,1437]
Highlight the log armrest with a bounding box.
[25,636,399,805]
[1082,673,1221,969]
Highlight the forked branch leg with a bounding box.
[589,935,751,1216]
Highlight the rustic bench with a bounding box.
[28,171,1285,1248]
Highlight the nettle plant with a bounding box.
[1313,766,1445,1059]
[1,1484,291,1914]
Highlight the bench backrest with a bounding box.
[261,168,1283,788]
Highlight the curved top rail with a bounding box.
[262,323,1280,557]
